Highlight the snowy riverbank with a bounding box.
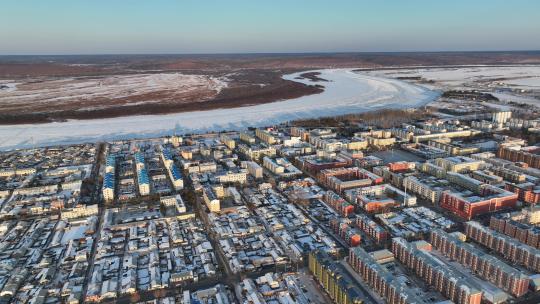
[0,69,439,150]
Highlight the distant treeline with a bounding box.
[442,90,499,102]
[290,108,433,129]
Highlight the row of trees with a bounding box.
[289,108,433,129]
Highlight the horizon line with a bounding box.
[1,49,540,57]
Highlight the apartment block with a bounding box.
[329,218,362,247]
[308,251,364,304]
[242,161,263,179]
[465,221,540,273]
[490,214,540,248]
[255,128,278,145]
[298,154,352,174]
[134,153,150,196]
[434,156,483,173]
[238,144,276,160]
[239,132,256,144]
[348,247,429,304]
[402,175,445,204]
[346,184,417,213]
[428,139,480,156]
[219,133,236,150]
[430,229,529,297]
[202,185,221,213]
[323,191,355,217]
[392,238,482,304]
[505,182,540,205]
[497,145,540,169]
[412,130,474,143]
[439,185,518,220]
[103,172,115,203]
[354,214,388,243]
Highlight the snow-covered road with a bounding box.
[0,69,439,150]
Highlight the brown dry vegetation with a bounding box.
[290,108,434,129]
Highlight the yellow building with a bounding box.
[309,251,364,304]
[412,130,474,143]
[403,176,442,204]
[434,156,483,173]
[239,132,256,144]
[428,139,479,156]
[202,186,221,213]
[61,204,99,220]
[359,130,396,148]
[255,129,278,145]
[220,133,236,150]
[238,144,276,160]
[347,139,368,151]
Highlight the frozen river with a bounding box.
[0,69,439,150]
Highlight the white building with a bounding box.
[492,111,512,125]
[203,186,220,213]
[160,194,187,214]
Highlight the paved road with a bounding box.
[82,199,105,302]
[294,269,332,304]
[81,142,107,303]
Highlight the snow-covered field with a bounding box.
[366,65,540,106]
[0,73,227,113]
[502,77,540,89]
[365,65,540,89]
[0,69,438,150]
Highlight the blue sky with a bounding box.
[1,0,539,55]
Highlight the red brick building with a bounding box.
[505,182,540,205]
[392,238,482,304]
[497,145,540,169]
[431,229,530,298]
[440,188,518,220]
[357,195,397,213]
[329,218,362,247]
[355,214,388,243]
[465,221,540,275]
[323,191,355,217]
[388,161,414,173]
[490,214,540,249]
[300,157,350,174]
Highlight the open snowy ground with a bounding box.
[0,73,227,114]
[366,65,540,107]
[365,66,540,89]
[0,69,439,150]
